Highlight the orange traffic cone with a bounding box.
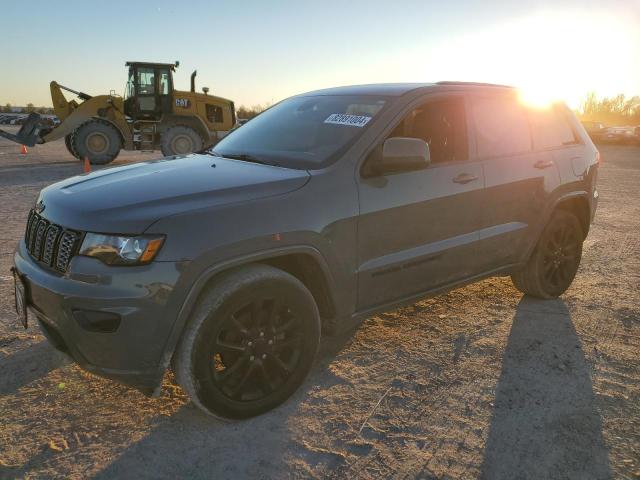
[83,156,91,173]
[20,145,27,155]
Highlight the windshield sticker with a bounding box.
[324,114,372,127]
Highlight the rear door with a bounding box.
[528,104,585,186]
[356,95,485,310]
[471,94,561,270]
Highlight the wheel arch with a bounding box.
[153,246,338,394]
[554,194,591,239]
[521,191,592,266]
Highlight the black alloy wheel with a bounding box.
[511,210,584,298]
[173,264,321,419]
[539,221,582,293]
[208,297,305,402]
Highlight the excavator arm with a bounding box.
[0,81,132,149]
[0,81,91,147]
[50,81,91,121]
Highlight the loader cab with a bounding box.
[123,61,176,120]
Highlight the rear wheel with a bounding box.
[511,210,584,298]
[160,125,203,156]
[64,134,80,159]
[173,264,321,419]
[71,120,122,165]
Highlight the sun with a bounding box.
[421,10,639,109]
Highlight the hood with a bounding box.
[38,154,310,233]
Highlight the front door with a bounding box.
[136,67,158,118]
[356,95,485,311]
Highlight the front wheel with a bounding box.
[173,264,321,419]
[71,120,122,165]
[511,210,584,298]
[64,134,80,159]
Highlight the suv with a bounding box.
[12,82,599,419]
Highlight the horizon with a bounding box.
[1,0,638,109]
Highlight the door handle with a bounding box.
[534,159,554,169]
[452,173,479,184]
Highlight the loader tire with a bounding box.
[64,134,80,159]
[71,120,122,165]
[161,126,203,156]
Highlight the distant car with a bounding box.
[602,126,636,144]
[581,121,606,142]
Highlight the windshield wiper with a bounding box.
[200,149,221,157]
[217,152,275,166]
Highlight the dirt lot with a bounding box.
[0,128,638,479]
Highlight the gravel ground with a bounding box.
[0,130,638,479]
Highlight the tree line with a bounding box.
[578,93,640,125]
[2,103,54,114]
[236,104,270,120]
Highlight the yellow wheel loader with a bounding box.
[0,61,236,164]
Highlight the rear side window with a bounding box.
[528,106,578,150]
[471,96,531,158]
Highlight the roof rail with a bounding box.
[436,81,515,88]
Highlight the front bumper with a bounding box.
[13,240,182,393]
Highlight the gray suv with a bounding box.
[12,82,599,418]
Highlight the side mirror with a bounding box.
[375,137,430,175]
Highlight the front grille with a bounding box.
[24,210,82,272]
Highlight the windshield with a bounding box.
[211,95,388,169]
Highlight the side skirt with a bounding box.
[332,263,523,335]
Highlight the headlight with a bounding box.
[79,233,165,266]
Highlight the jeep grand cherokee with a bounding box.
[12,82,599,418]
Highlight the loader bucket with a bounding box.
[0,113,46,147]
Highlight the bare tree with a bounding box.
[579,93,640,125]
[236,103,271,120]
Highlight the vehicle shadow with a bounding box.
[92,330,356,479]
[0,340,69,396]
[480,297,611,480]
[0,163,87,188]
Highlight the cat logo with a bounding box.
[175,98,190,108]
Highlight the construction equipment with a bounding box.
[0,61,236,164]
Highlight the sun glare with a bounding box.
[518,88,559,109]
[422,11,639,108]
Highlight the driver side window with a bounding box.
[363,96,468,176]
[394,97,468,163]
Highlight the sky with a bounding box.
[1,0,639,109]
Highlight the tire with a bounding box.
[173,264,321,419]
[64,134,80,159]
[511,210,584,299]
[160,125,203,156]
[71,120,122,165]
